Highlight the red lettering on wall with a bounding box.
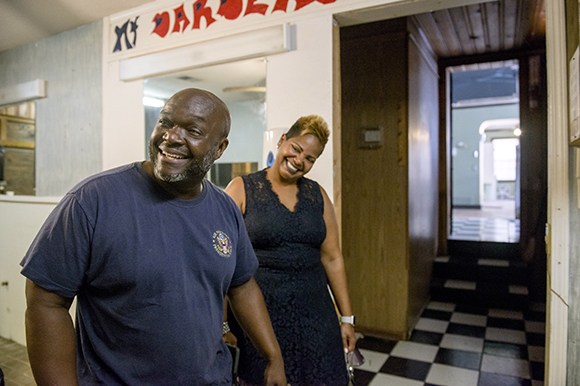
[148,0,339,40]
[152,12,170,37]
[272,0,289,13]
[217,0,243,20]
[295,0,337,11]
[244,0,268,16]
[172,4,191,32]
[192,0,217,29]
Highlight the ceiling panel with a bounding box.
[412,0,545,59]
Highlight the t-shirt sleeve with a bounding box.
[20,193,93,299]
[229,205,258,288]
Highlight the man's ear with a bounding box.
[214,138,229,161]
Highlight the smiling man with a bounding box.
[21,88,286,386]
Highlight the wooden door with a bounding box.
[340,20,410,339]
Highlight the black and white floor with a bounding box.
[449,217,520,243]
[352,301,545,386]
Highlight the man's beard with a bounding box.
[149,143,217,183]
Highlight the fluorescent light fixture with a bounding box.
[143,96,165,107]
[222,86,266,92]
[120,24,295,81]
[0,79,46,107]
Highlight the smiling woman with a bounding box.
[0,102,35,196]
[223,115,356,386]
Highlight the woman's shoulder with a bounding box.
[239,169,268,189]
[224,176,246,212]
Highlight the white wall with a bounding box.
[266,14,335,193]
[102,13,335,195]
[102,57,145,170]
[0,197,59,345]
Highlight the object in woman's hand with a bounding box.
[346,347,365,367]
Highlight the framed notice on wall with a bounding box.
[570,46,580,145]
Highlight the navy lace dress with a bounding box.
[230,169,348,386]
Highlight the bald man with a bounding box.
[22,88,286,386]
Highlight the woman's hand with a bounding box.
[341,323,357,353]
[222,331,237,346]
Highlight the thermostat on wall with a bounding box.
[359,127,383,149]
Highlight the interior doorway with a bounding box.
[448,61,521,243]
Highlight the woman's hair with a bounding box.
[285,115,330,148]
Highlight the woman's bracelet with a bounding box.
[223,321,230,335]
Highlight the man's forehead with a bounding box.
[160,103,209,122]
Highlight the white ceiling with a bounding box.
[0,0,156,53]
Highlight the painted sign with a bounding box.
[111,0,337,54]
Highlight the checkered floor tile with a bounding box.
[352,301,545,386]
[449,217,520,243]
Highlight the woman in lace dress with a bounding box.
[224,115,356,386]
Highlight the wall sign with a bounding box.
[110,0,337,55]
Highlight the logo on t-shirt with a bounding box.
[212,230,232,258]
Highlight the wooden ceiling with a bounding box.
[412,0,546,59]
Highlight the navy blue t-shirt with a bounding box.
[21,162,258,385]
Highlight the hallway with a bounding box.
[353,300,545,386]
[344,201,544,385]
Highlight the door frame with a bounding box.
[333,0,569,383]
[544,1,569,384]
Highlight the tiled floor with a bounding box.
[450,201,520,243]
[449,216,520,243]
[353,301,545,386]
[0,301,545,386]
[433,256,528,297]
[0,336,34,386]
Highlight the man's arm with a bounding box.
[25,279,78,386]
[227,278,286,386]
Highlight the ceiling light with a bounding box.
[120,24,294,81]
[222,86,266,92]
